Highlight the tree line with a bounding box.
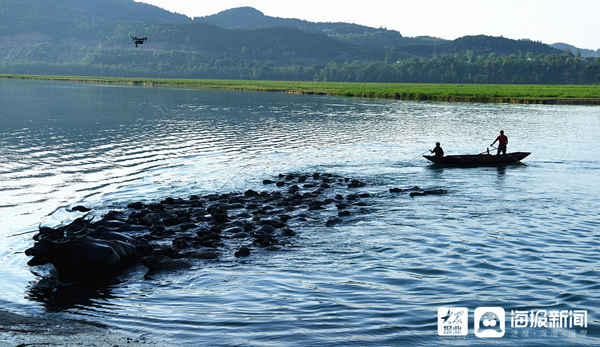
[1,44,598,84]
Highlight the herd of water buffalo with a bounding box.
[25,172,447,283]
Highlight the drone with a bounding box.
[131,37,147,47]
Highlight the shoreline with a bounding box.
[0,308,160,346]
[2,74,600,105]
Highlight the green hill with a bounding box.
[1,1,597,84]
[0,0,563,59]
[0,1,372,60]
[192,6,564,58]
[193,6,408,47]
[194,7,397,36]
[551,42,600,58]
[0,0,191,29]
[0,0,190,24]
[446,35,560,56]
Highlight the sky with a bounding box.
[137,0,600,50]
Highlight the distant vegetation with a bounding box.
[553,42,600,58]
[4,74,600,104]
[3,45,599,84]
[1,0,600,84]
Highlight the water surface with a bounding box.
[1,79,599,346]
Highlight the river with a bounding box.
[1,78,599,346]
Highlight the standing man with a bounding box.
[491,130,508,155]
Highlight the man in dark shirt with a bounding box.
[431,142,444,157]
[491,130,508,155]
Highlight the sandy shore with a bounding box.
[0,309,161,346]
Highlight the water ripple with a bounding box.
[1,80,599,346]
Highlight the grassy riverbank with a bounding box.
[2,74,600,104]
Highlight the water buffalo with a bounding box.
[26,221,141,282]
[26,237,139,282]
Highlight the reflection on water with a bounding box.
[27,277,121,313]
[1,79,600,346]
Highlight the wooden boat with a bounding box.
[423,152,531,166]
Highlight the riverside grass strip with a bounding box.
[2,74,600,104]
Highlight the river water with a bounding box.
[1,78,599,346]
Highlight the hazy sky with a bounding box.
[137,0,600,50]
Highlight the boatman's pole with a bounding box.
[490,145,527,166]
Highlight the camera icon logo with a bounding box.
[474,307,505,338]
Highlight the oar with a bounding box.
[490,145,527,166]
[406,150,430,163]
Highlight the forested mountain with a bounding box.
[192,7,567,58]
[1,0,599,84]
[386,35,562,61]
[194,6,413,48]
[551,42,600,58]
[0,0,190,25]
[0,1,373,60]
